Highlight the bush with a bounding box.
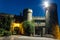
[3,31,12,36]
[23,21,35,36]
[0,28,5,36]
[0,28,11,36]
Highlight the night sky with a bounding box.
[0,0,60,25]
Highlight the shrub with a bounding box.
[0,28,5,36]
[3,31,12,36]
[0,28,11,36]
[23,21,35,36]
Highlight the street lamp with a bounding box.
[42,1,50,19]
[42,1,50,34]
[42,1,50,9]
[43,1,50,8]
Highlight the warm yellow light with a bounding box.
[13,23,20,27]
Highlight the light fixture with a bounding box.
[42,1,50,8]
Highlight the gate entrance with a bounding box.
[14,27,19,35]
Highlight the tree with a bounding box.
[23,21,35,36]
[0,16,13,31]
[0,15,13,36]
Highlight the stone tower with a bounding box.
[23,8,33,21]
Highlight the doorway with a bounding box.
[35,27,42,36]
[14,27,19,35]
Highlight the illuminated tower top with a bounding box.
[23,8,33,21]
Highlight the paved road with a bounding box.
[0,35,58,40]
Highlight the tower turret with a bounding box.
[23,8,33,21]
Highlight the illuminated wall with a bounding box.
[10,22,24,34]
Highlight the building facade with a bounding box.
[0,3,59,37]
[33,17,46,36]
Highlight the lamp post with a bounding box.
[42,1,50,35]
[42,1,60,39]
